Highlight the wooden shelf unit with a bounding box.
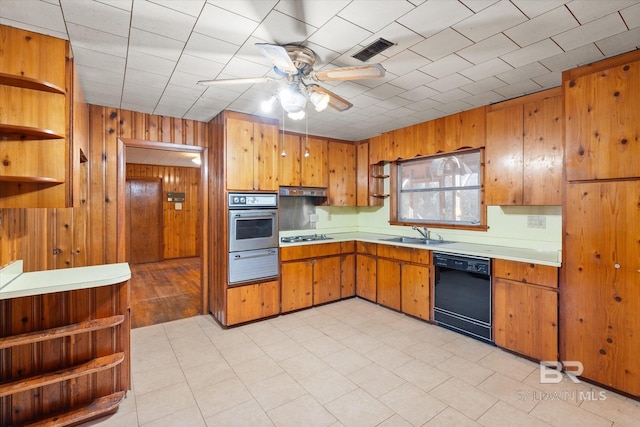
[0,72,65,94]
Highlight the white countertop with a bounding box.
[0,261,132,300]
[280,232,561,267]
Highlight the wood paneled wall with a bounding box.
[126,163,201,259]
[0,106,208,272]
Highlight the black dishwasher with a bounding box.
[433,252,493,344]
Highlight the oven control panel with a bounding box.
[228,193,277,208]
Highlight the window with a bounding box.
[395,149,483,227]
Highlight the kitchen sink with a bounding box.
[379,236,452,245]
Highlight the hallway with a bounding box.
[129,257,201,328]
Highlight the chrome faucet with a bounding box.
[412,226,430,239]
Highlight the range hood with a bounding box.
[279,186,327,197]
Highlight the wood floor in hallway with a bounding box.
[129,257,201,328]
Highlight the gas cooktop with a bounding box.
[280,234,333,243]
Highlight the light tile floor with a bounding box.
[85,298,640,427]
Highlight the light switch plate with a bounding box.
[527,215,546,229]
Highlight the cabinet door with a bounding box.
[328,141,356,206]
[341,253,356,297]
[253,122,279,191]
[377,259,401,310]
[562,181,640,395]
[226,117,254,190]
[401,264,430,320]
[485,105,523,205]
[301,137,328,187]
[565,58,640,181]
[442,107,486,152]
[356,254,377,302]
[279,134,301,186]
[494,278,557,361]
[523,95,563,205]
[226,280,280,325]
[281,261,313,313]
[314,256,341,305]
[356,142,370,207]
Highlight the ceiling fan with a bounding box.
[197,43,386,120]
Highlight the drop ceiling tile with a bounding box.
[406,97,443,112]
[121,101,155,114]
[493,79,542,98]
[454,1,527,42]
[126,51,177,76]
[427,73,474,92]
[200,85,245,102]
[379,96,413,109]
[148,0,206,17]
[175,54,225,80]
[360,22,425,59]
[410,28,473,61]
[511,0,569,19]
[431,88,470,104]
[390,70,435,90]
[70,46,127,72]
[505,6,578,47]
[553,13,627,51]
[128,28,186,61]
[122,81,164,100]
[459,0,501,13]
[540,44,604,71]
[153,103,191,118]
[0,0,67,35]
[419,54,474,79]
[463,90,502,106]
[184,106,220,122]
[183,32,238,64]
[221,56,273,79]
[251,10,317,45]
[162,84,206,102]
[532,71,562,88]
[307,16,372,52]
[302,42,342,67]
[382,49,432,76]
[329,82,371,98]
[193,3,258,46]
[398,0,473,38]
[132,0,196,42]
[76,64,124,86]
[95,0,133,12]
[80,80,124,100]
[209,0,277,22]
[460,76,506,95]
[382,106,416,119]
[457,33,518,64]
[365,83,406,100]
[567,0,638,24]
[437,100,473,114]
[595,26,640,57]
[501,38,563,68]
[460,58,512,82]
[125,68,170,88]
[61,0,130,37]
[275,0,350,28]
[84,91,122,108]
[398,85,439,101]
[338,0,415,33]
[66,22,129,58]
[496,62,550,85]
[622,2,640,28]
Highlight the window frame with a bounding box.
[389,148,487,230]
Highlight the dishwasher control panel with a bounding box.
[433,253,490,276]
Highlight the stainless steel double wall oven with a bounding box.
[227,192,279,285]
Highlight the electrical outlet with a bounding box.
[527,215,546,229]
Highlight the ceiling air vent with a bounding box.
[352,38,395,62]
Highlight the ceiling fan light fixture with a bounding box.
[261,95,278,112]
[288,110,305,120]
[277,85,307,119]
[309,91,330,112]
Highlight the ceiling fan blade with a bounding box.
[255,43,298,75]
[312,64,385,82]
[197,77,276,86]
[308,84,353,112]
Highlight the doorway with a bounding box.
[127,178,163,264]
[117,138,208,328]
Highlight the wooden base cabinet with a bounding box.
[562,181,640,396]
[377,259,401,310]
[400,264,430,320]
[355,242,377,302]
[226,281,280,326]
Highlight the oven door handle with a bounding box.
[232,249,277,259]
[231,212,276,219]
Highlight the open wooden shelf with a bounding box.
[371,193,390,198]
[0,72,65,94]
[0,124,64,140]
[0,175,65,184]
[371,174,389,179]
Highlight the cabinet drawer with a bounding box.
[356,241,377,256]
[493,259,558,288]
[340,241,355,253]
[377,244,429,264]
[281,242,342,261]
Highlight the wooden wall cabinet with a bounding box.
[328,141,356,206]
[355,141,372,206]
[485,88,563,206]
[279,134,328,188]
[225,112,279,191]
[493,259,558,361]
[226,280,280,326]
[355,242,377,302]
[0,25,80,208]
[564,51,640,181]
